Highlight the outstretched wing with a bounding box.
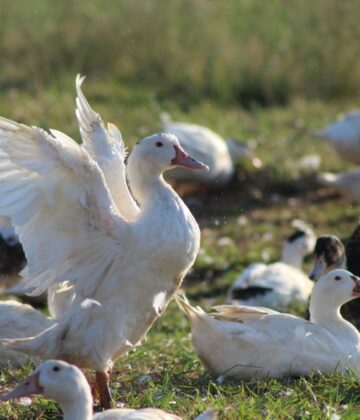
[75,75,139,219]
[0,117,129,296]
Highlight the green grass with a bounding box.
[0,0,360,105]
[0,1,360,417]
[0,91,360,418]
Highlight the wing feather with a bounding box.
[75,75,139,219]
[0,117,128,296]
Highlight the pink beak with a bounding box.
[171,145,209,171]
[0,371,43,401]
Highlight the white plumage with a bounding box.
[316,111,360,164]
[227,221,316,309]
[177,269,360,379]
[0,359,216,420]
[0,76,207,407]
[0,300,53,367]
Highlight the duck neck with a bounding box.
[309,297,343,327]
[309,291,358,340]
[60,389,93,420]
[128,167,175,212]
[281,243,303,269]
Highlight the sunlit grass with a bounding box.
[0,90,360,417]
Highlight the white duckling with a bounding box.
[0,300,53,367]
[0,360,216,420]
[227,221,316,309]
[315,111,360,165]
[0,76,208,407]
[177,269,360,379]
[317,169,360,202]
[161,114,261,186]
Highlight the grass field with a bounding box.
[0,92,360,418]
[1,0,360,418]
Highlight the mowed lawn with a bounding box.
[0,89,359,419]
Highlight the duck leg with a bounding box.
[94,370,112,409]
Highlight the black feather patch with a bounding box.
[0,235,26,275]
[232,286,273,300]
[345,224,360,276]
[287,229,306,243]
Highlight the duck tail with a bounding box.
[174,292,204,320]
[0,323,61,359]
[194,408,218,420]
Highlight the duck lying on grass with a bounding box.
[177,269,360,379]
[309,225,360,329]
[0,75,208,408]
[315,111,360,165]
[317,169,360,203]
[227,221,316,309]
[0,360,216,420]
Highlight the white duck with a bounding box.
[0,76,208,407]
[0,300,53,368]
[317,169,360,202]
[227,221,316,309]
[162,114,261,186]
[0,360,216,420]
[177,269,360,379]
[315,111,360,165]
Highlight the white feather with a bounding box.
[75,75,139,219]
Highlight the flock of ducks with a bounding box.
[0,76,359,418]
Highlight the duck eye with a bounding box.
[155,141,163,148]
[334,276,342,281]
[52,366,60,372]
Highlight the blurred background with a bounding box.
[1,0,360,103]
[1,0,360,289]
[0,0,359,139]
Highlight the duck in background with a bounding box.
[176,269,360,379]
[161,113,262,186]
[317,168,360,202]
[0,360,216,420]
[315,111,360,165]
[309,224,360,329]
[0,300,53,368]
[227,220,316,310]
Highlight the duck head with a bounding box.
[128,132,209,176]
[309,235,345,281]
[0,360,91,406]
[313,269,360,307]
